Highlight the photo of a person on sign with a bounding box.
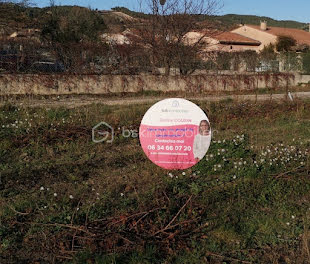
[193,120,211,163]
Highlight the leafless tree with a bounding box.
[132,0,223,75]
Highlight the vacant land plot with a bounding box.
[0,98,309,263]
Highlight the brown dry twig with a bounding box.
[7,204,31,216]
[91,207,162,226]
[205,250,253,264]
[18,221,96,237]
[153,195,193,236]
[273,165,306,179]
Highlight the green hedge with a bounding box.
[302,52,310,74]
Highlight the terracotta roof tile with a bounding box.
[214,32,261,45]
[248,25,310,46]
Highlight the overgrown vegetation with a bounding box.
[0,2,310,75]
[303,51,310,74]
[276,35,297,52]
[0,99,309,263]
[41,5,106,44]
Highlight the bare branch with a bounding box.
[131,0,223,74]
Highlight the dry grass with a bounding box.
[0,98,310,263]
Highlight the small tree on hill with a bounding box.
[41,4,107,72]
[41,6,106,44]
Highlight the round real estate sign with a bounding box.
[139,98,211,170]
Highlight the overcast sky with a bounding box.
[31,0,310,23]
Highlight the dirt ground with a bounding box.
[1,91,310,108]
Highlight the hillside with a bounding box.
[0,3,308,35]
[214,14,307,30]
[110,7,308,31]
[0,3,108,36]
[0,2,44,30]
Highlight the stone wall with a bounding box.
[0,73,304,95]
[297,74,310,85]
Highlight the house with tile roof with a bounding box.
[208,31,261,52]
[184,22,310,53]
[182,30,261,53]
[232,21,310,52]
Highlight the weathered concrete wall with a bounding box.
[297,74,310,84]
[0,73,305,95]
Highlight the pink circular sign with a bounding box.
[139,98,211,170]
